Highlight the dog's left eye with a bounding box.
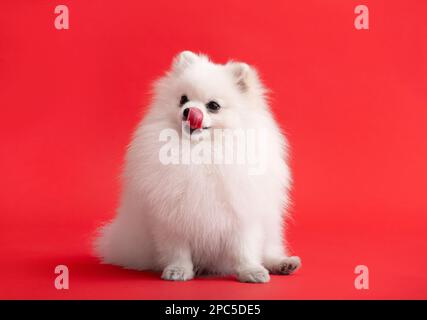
[179,95,189,106]
[206,101,221,113]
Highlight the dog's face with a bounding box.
[152,51,265,138]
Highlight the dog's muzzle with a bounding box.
[182,107,203,130]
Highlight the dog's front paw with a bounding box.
[268,256,301,275]
[161,265,194,281]
[237,266,270,283]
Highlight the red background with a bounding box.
[1,0,426,299]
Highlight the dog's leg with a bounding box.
[232,224,270,283]
[154,231,194,281]
[262,220,301,275]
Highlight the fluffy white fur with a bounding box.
[94,51,301,283]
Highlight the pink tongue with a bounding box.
[188,108,203,129]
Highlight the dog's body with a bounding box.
[94,51,300,282]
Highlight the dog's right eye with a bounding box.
[179,95,189,106]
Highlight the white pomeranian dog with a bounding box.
[94,51,301,283]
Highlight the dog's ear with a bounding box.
[172,51,198,72]
[226,62,257,92]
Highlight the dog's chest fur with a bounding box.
[158,163,258,270]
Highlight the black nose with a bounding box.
[182,108,189,120]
